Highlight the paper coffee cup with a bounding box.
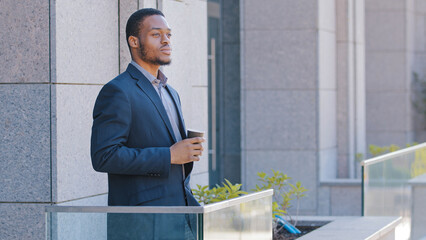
[187,129,204,138]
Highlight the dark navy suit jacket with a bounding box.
[91,64,199,207]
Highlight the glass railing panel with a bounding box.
[46,190,273,240]
[47,212,199,240]
[203,195,272,240]
[362,143,426,240]
[47,212,107,240]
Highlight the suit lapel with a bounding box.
[127,64,177,143]
[166,86,187,139]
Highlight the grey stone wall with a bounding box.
[0,0,52,238]
[318,0,338,181]
[0,0,209,238]
[335,0,366,179]
[365,0,416,147]
[241,0,368,216]
[241,0,338,215]
[318,180,362,216]
[51,0,118,203]
[336,0,352,178]
[0,0,50,83]
[412,0,426,142]
[364,0,426,145]
[119,0,139,73]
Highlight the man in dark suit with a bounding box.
[90,8,204,239]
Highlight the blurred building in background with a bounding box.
[1,0,426,238]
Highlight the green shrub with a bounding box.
[192,170,308,226]
[252,170,307,225]
[192,179,247,205]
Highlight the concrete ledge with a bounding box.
[320,178,361,186]
[297,216,401,240]
[318,179,362,215]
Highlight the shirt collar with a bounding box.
[130,60,168,87]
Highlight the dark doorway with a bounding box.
[207,0,241,187]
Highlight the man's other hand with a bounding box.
[170,137,205,164]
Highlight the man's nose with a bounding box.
[161,34,170,44]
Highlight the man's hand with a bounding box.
[170,137,205,164]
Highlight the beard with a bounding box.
[138,41,171,66]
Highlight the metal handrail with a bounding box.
[361,142,426,167]
[45,189,273,214]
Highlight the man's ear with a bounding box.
[128,36,139,48]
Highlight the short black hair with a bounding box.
[125,8,165,49]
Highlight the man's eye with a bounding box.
[167,33,172,38]
[153,33,160,37]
